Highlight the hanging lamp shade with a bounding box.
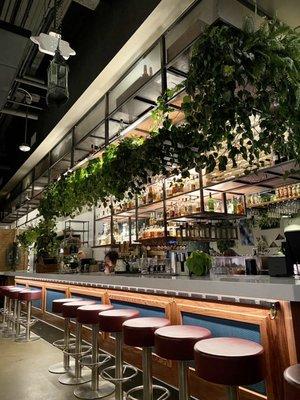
[46,48,69,107]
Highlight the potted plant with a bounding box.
[186,251,212,276]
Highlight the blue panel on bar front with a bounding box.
[71,294,102,304]
[28,286,42,309]
[182,312,266,395]
[46,289,66,312]
[111,300,164,318]
[16,284,26,288]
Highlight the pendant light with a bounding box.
[46,0,70,107]
[19,107,31,152]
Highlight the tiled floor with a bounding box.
[0,321,179,400]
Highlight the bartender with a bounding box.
[104,250,119,274]
[104,250,128,274]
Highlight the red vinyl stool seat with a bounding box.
[123,317,171,400]
[59,300,96,386]
[74,304,115,399]
[284,364,300,400]
[49,297,82,374]
[52,297,81,314]
[99,308,139,332]
[99,309,140,400]
[155,325,212,400]
[15,289,42,342]
[194,337,265,400]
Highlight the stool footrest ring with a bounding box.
[79,353,111,368]
[52,337,76,349]
[100,364,138,383]
[63,344,92,357]
[126,385,170,400]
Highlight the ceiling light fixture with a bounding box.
[19,107,31,152]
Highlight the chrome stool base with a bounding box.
[59,367,91,385]
[126,385,170,400]
[48,360,75,374]
[15,333,40,342]
[74,380,115,399]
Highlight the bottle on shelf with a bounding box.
[208,193,215,212]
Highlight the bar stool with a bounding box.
[15,289,42,342]
[123,317,171,400]
[9,287,26,337]
[99,309,140,400]
[155,325,211,400]
[59,300,96,385]
[0,286,16,333]
[74,304,115,400]
[2,286,26,338]
[49,297,81,374]
[284,364,300,400]
[194,337,265,400]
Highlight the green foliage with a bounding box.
[6,243,21,270]
[258,212,280,230]
[186,251,212,276]
[36,19,299,244]
[17,219,60,258]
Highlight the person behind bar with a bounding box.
[104,250,119,274]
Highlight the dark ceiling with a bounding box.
[0,0,161,193]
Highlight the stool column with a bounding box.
[178,361,188,400]
[1,295,7,329]
[12,299,18,335]
[115,332,123,400]
[227,386,238,400]
[91,325,99,392]
[142,347,153,400]
[25,300,31,341]
[75,322,83,380]
[63,317,71,370]
[16,299,21,337]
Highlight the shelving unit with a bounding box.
[93,170,245,248]
[64,220,89,246]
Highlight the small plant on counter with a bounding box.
[186,251,212,276]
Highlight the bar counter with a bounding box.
[3,271,300,400]
[3,271,300,302]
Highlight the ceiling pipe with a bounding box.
[23,75,46,85]
[6,100,43,111]
[0,109,38,120]
[15,77,47,90]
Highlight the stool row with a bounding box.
[0,285,42,342]
[1,288,300,400]
[50,297,265,400]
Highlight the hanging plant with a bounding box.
[182,18,300,173]
[37,18,299,231]
[17,219,60,258]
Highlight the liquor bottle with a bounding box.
[148,186,154,203]
[208,193,215,212]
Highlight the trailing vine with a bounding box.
[18,18,299,247]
